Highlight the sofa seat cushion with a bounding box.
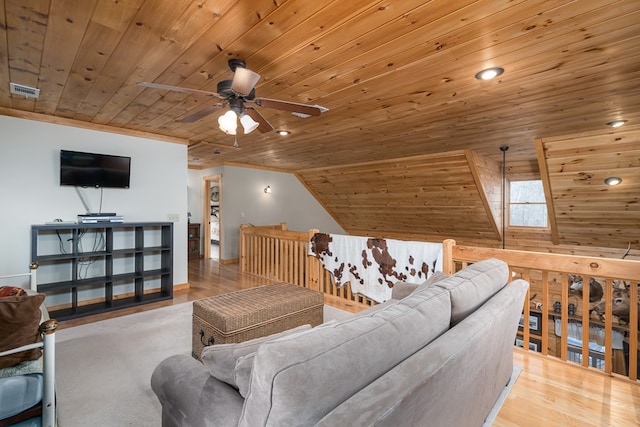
[434,258,509,326]
[238,284,451,427]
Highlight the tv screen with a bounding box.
[60,150,131,188]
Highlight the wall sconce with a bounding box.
[264,185,272,194]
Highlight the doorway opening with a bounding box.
[203,174,221,261]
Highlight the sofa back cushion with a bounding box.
[434,258,509,326]
[238,285,451,427]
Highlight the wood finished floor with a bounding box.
[59,257,640,426]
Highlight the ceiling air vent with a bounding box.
[9,82,40,99]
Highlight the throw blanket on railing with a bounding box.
[309,233,443,302]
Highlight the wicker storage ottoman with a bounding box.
[192,283,324,360]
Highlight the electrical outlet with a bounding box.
[167,213,180,222]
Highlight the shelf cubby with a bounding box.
[31,222,173,320]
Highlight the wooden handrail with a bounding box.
[443,239,640,383]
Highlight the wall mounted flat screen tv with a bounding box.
[60,150,131,188]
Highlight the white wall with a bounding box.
[188,165,344,260]
[0,115,188,291]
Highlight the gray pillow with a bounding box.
[392,271,449,300]
[234,320,339,398]
[201,324,312,387]
[391,281,422,300]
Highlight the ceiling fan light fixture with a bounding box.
[218,110,238,135]
[276,130,291,136]
[607,120,627,128]
[604,177,622,186]
[232,67,261,97]
[240,113,259,134]
[475,67,504,80]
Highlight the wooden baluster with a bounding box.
[541,270,549,356]
[522,268,531,351]
[561,273,569,362]
[604,278,613,374]
[630,280,638,381]
[582,275,591,368]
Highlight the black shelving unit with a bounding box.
[31,222,173,320]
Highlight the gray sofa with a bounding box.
[151,258,528,426]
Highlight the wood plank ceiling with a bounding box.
[537,125,640,248]
[1,0,639,249]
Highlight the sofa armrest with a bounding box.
[151,354,245,427]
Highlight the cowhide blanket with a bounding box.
[309,233,443,302]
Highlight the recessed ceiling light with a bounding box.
[604,177,622,186]
[474,67,504,80]
[276,130,291,136]
[607,120,627,128]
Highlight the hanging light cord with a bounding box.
[500,146,509,249]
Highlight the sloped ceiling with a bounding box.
[537,125,640,248]
[297,150,502,242]
[1,1,639,250]
[1,0,639,171]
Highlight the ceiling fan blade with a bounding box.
[138,82,224,98]
[245,107,274,133]
[179,103,226,123]
[254,98,322,116]
[231,68,261,97]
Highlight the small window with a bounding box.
[509,180,548,227]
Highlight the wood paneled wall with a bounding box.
[537,125,640,250]
[298,150,502,241]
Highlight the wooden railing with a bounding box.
[239,223,316,288]
[239,225,640,381]
[239,224,375,311]
[444,239,640,382]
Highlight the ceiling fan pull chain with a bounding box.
[234,134,239,148]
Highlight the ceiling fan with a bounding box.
[138,59,325,136]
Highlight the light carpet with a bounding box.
[55,302,518,426]
[55,302,350,426]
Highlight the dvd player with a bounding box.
[78,212,117,217]
[78,215,124,223]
